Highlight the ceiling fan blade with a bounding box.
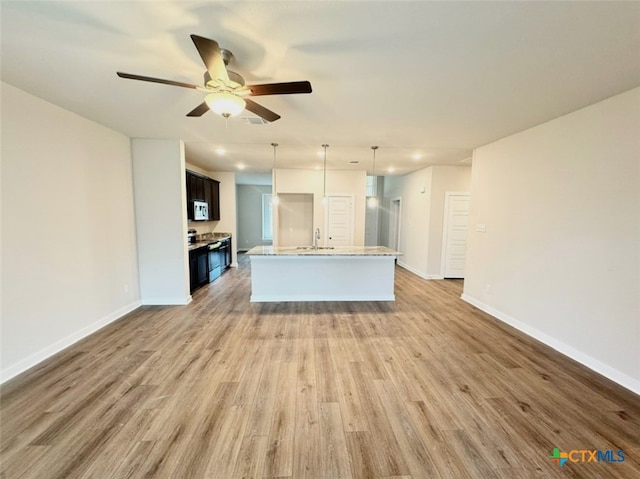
[190,35,229,85]
[248,81,312,96]
[186,102,210,117]
[245,99,281,122]
[116,72,199,89]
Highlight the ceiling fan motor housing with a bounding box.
[204,71,245,89]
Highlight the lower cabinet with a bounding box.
[189,247,209,293]
[189,238,232,293]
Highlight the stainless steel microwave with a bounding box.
[193,200,209,221]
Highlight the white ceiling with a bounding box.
[2,1,639,176]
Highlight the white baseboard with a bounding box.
[461,294,640,396]
[397,261,444,280]
[141,296,191,305]
[1,300,142,384]
[251,293,395,302]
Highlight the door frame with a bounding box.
[324,193,355,246]
[440,191,470,278]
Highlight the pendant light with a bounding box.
[367,145,379,208]
[271,142,280,205]
[321,144,329,206]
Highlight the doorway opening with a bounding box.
[389,197,402,252]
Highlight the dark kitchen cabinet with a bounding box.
[208,180,220,221]
[187,172,198,199]
[186,170,220,222]
[195,176,205,201]
[188,249,198,292]
[203,179,212,209]
[189,246,209,293]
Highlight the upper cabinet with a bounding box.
[186,170,220,221]
[209,180,220,221]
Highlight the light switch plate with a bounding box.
[476,223,487,232]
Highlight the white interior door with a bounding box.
[326,195,354,246]
[442,193,470,278]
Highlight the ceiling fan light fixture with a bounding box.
[205,92,246,118]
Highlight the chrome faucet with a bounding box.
[313,228,320,249]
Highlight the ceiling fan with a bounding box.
[117,34,312,122]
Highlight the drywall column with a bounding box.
[132,139,190,304]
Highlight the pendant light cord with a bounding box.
[371,145,378,176]
[322,144,329,198]
[271,142,278,196]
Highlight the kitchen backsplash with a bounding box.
[191,229,232,242]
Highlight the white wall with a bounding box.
[236,184,272,251]
[463,87,640,394]
[132,139,190,305]
[273,169,367,246]
[426,166,472,276]
[381,166,471,278]
[1,82,140,382]
[278,193,314,246]
[365,176,384,246]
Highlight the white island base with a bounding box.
[247,246,400,302]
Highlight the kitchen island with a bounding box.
[246,245,401,302]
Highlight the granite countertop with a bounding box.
[246,245,402,256]
[188,233,231,252]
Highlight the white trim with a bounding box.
[141,296,191,305]
[461,294,640,396]
[440,191,470,278]
[251,293,395,302]
[1,300,142,384]
[397,261,444,280]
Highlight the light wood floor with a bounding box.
[1,254,639,478]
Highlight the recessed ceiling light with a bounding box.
[316,151,324,158]
[237,163,245,170]
[387,167,395,173]
[215,148,226,155]
[314,165,321,171]
[412,153,423,160]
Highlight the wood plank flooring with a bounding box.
[1,254,639,478]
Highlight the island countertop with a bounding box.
[246,245,401,256]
